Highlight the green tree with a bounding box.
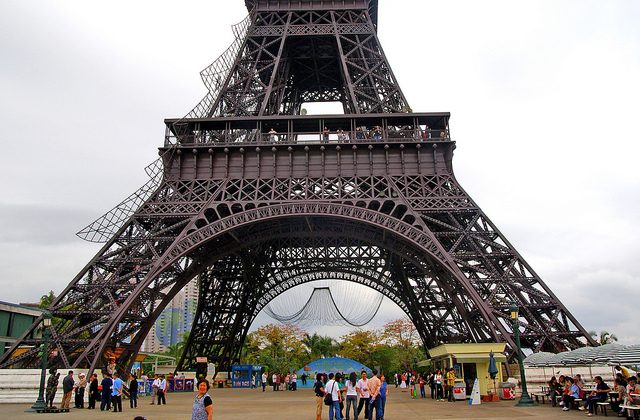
[303,333,338,359]
[162,331,190,360]
[339,330,379,368]
[243,324,308,373]
[39,291,56,309]
[380,318,423,371]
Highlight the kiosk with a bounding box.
[231,364,262,388]
[426,343,507,398]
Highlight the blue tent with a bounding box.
[295,357,372,388]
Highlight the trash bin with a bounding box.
[217,380,224,389]
[501,382,515,400]
[453,381,467,400]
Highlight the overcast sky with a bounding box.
[1,1,639,346]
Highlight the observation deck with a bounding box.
[161,112,454,180]
[245,0,379,26]
[164,112,450,147]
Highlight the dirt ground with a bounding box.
[5,387,596,419]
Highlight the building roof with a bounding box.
[0,301,44,317]
[428,343,507,359]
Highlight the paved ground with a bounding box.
[5,388,593,419]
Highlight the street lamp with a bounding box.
[29,311,52,412]
[509,302,535,407]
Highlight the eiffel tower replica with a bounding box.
[1,0,595,373]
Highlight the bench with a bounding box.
[552,395,564,407]
[36,408,70,413]
[531,393,546,404]
[621,405,640,420]
[596,401,610,416]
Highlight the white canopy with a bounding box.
[524,343,639,367]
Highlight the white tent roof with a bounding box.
[524,344,640,367]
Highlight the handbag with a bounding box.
[324,382,335,406]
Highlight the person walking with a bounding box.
[151,374,159,404]
[261,371,267,392]
[313,373,325,420]
[379,374,388,420]
[368,370,382,420]
[61,370,74,409]
[345,372,358,420]
[434,370,444,401]
[88,373,99,409]
[74,372,87,408]
[356,371,370,420]
[111,372,123,412]
[128,373,139,409]
[191,379,213,420]
[157,374,167,405]
[100,373,113,411]
[325,373,342,420]
[428,371,436,399]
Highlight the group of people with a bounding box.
[45,368,171,412]
[392,369,458,402]
[547,366,639,417]
[263,371,299,391]
[313,369,388,420]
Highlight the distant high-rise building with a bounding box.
[142,278,198,354]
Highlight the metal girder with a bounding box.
[206,8,408,117]
[0,0,596,375]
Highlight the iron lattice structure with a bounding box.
[1,0,595,373]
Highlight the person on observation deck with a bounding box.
[322,127,330,143]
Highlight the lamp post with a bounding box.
[509,302,536,407]
[29,311,52,412]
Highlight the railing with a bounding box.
[164,112,451,147]
[165,128,450,147]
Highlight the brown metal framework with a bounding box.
[0,0,595,374]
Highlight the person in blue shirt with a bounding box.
[562,377,580,411]
[379,374,388,420]
[100,373,113,411]
[111,372,124,412]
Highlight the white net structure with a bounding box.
[263,281,384,327]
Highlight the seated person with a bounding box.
[626,376,639,405]
[547,376,563,405]
[611,377,627,414]
[574,374,585,392]
[580,376,610,416]
[562,377,580,411]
